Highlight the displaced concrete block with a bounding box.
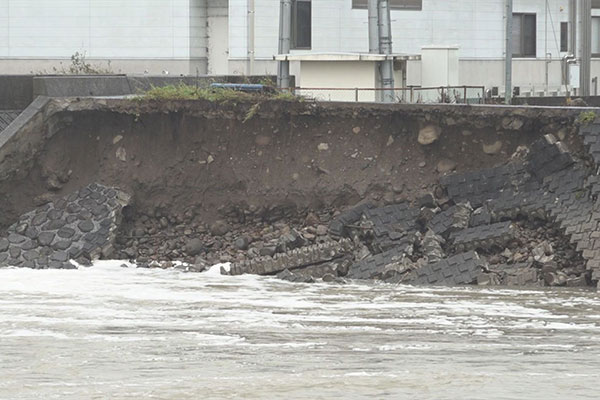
[449,221,515,252]
[401,251,485,286]
[229,239,354,276]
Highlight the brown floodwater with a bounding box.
[0,262,598,399]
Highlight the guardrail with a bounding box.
[291,86,486,104]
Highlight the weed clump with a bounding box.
[576,111,598,125]
[32,51,114,75]
[138,83,301,103]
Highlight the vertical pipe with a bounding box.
[378,0,395,103]
[570,0,577,54]
[248,0,255,75]
[545,0,549,94]
[505,0,513,105]
[277,0,292,89]
[368,0,379,53]
[580,0,591,96]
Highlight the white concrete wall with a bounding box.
[0,1,8,58]
[0,0,212,75]
[228,0,572,90]
[299,61,377,101]
[0,0,584,87]
[231,0,570,60]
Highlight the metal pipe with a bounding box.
[570,0,577,54]
[248,0,255,75]
[277,0,292,89]
[378,0,395,103]
[368,0,379,53]
[545,0,549,94]
[580,0,592,96]
[505,0,513,105]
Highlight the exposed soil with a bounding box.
[0,98,589,277]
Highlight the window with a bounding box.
[292,0,311,49]
[593,17,600,56]
[352,0,422,10]
[561,22,568,52]
[512,13,536,57]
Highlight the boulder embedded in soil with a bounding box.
[185,238,205,256]
[483,141,503,155]
[210,220,231,236]
[418,125,441,145]
[436,159,457,174]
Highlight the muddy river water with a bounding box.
[0,262,599,399]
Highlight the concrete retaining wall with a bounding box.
[0,75,282,109]
[31,75,280,98]
[0,75,34,109]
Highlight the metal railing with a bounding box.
[291,86,486,104]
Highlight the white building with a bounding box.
[0,0,229,75]
[2,1,600,95]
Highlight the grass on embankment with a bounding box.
[138,83,298,103]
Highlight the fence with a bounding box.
[292,86,485,104]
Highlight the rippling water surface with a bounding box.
[0,262,599,399]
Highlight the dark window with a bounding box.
[593,0,600,8]
[561,22,568,52]
[352,0,422,10]
[292,0,311,49]
[512,13,536,57]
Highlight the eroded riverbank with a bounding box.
[1,98,599,288]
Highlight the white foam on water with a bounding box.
[1,261,600,400]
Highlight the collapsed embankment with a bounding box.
[0,97,596,287]
[0,98,583,226]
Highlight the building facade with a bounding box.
[2,0,600,95]
[0,0,227,75]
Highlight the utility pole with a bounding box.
[368,0,379,54]
[505,0,513,105]
[378,0,395,103]
[580,0,592,96]
[277,0,292,89]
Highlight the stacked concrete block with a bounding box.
[389,251,484,286]
[440,163,529,207]
[526,134,575,180]
[449,221,515,252]
[0,183,130,269]
[346,247,411,280]
[363,203,420,238]
[428,203,472,237]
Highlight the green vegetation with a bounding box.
[272,91,298,101]
[139,83,300,104]
[137,83,302,123]
[576,111,598,125]
[243,103,260,123]
[141,84,254,102]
